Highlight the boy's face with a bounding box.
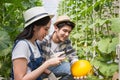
[55,25,72,42]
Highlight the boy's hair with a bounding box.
[56,20,75,29]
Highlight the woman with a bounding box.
[11,7,65,80]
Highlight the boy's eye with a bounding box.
[63,29,67,32]
[63,29,71,33]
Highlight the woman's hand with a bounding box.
[44,69,51,74]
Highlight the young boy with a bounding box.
[41,15,78,80]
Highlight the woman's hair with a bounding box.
[56,21,75,29]
[15,16,50,41]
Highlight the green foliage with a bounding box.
[58,0,119,79]
[0,0,43,41]
[111,18,120,33]
[97,38,118,54]
[91,59,118,79]
[0,31,12,78]
[0,0,42,78]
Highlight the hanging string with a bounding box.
[63,0,65,15]
[75,0,78,32]
[116,0,120,77]
[59,0,62,15]
[119,0,120,18]
[84,0,88,60]
[69,0,70,16]
[69,0,71,16]
[75,0,78,52]
[68,0,70,16]
[91,0,97,61]
[59,1,61,15]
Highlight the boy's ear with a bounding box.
[54,25,58,31]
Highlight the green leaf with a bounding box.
[108,38,119,53]
[97,38,110,53]
[91,59,118,77]
[0,31,10,50]
[99,63,118,77]
[96,19,108,26]
[111,18,120,33]
[91,59,101,67]
[72,33,81,39]
[0,46,12,56]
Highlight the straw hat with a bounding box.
[23,6,54,27]
[54,15,73,26]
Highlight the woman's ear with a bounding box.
[34,25,40,31]
[33,25,37,31]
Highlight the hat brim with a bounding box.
[54,20,73,26]
[25,14,54,27]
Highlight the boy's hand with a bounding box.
[74,76,87,80]
[51,51,65,58]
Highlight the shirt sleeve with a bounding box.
[66,40,78,64]
[12,40,29,60]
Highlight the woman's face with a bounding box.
[34,21,51,41]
